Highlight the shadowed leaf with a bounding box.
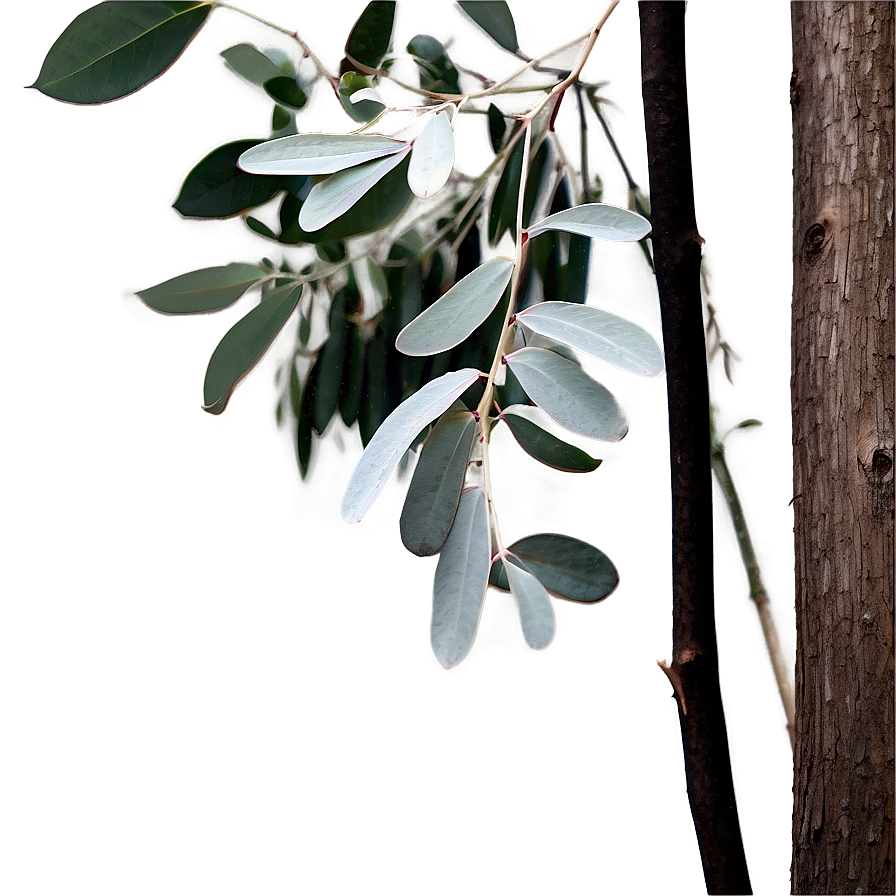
[32,1,213,103]
[502,555,555,649]
[344,1,396,70]
[500,405,602,472]
[221,43,281,85]
[341,368,481,522]
[458,2,519,53]
[490,533,619,603]
[137,263,267,314]
[431,487,490,668]
[338,72,386,122]
[264,76,307,109]
[400,404,478,556]
[202,282,302,414]
[505,347,627,441]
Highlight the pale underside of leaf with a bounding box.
[299,146,411,231]
[526,203,651,241]
[502,555,556,650]
[505,347,627,441]
[238,133,409,175]
[136,263,267,314]
[516,302,665,377]
[407,110,455,199]
[400,405,478,556]
[340,368,481,523]
[351,87,385,105]
[202,282,302,414]
[396,256,514,356]
[431,488,490,669]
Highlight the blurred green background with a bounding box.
[0,0,790,894]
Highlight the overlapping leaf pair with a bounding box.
[237,108,456,232]
[337,202,661,667]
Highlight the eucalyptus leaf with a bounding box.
[396,256,514,356]
[527,203,651,241]
[299,145,411,232]
[502,556,555,649]
[400,405,478,556]
[505,347,627,441]
[263,76,307,109]
[500,406,602,472]
[458,1,519,53]
[489,534,619,603]
[487,103,507,153]
[344,1,396,70]
[239,134,409,176]
[32,1,213,104]
[338,72,386,122]
[137,263,267,314]
[202,282,302,414]
[339,326,366,427]
[340,368,481,523]
[174,140,291,219]
[221,43,281,85]
[516,302,665,376]
[431,488,490,669]
[407,34,460,94]
[408,110,455,199]
[313,292,348,433]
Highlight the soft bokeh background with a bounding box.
[3,2,794,893]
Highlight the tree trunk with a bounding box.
[791,4,895,893]
[639,5,751,893]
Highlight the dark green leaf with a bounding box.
[400,405,478,556]
[501,407,602,472]
[264,76,307,109]
[246,217,277,239]
[221,43,281,85]
[735,418,763,430]
[564,235,591,304]
[487,103,507,153]
[203,282,302,414]
[344,1,396,70]
[489,534,619,602]
[271,105,292,132]
[296,363,316,478]
[313,291,348,433]
[407,34,461,94]
[458,2,519,53]
[137,263,267,314]
[32,1,212,104]
[359,329,389,445]
[174,140,298,219]
[488,136,548,245]
[340,326,366,426]
[338,72,386,122]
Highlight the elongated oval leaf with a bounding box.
[458,2,519,53]
[396,256,514,356]
[526,203,651,241]
[239,134,408,176]
[516,302,665,376]
[400,405,478,556]
[489,534,619,603]
[174,140,293,219]
[505,347,627,441]
[502,556,555,649]
[431,488,490,669]
[264,76,307,109]
[299,146,411,232]
[408,110,455,199]
[344,1,396,70]
[221,43,281,85]
[338,72,385,123]
[137,263,267,314]
[203,282,302,414]
[500,406,602,472]
[340,368,481,523]
[32,1,213,103]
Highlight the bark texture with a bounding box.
[639,5,751,893]
[791,4,895,893]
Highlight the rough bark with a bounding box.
[791,4,895,893]
[639,5,751,893]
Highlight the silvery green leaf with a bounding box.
[526,203,651,241]
[505,347,627,441]
[407,109,455,198]
[340,368,481,523]
[299,145,411,231]
[351,87,386,105]
[400,405,478,556]
[502,555,556,650]
[431,487,490,669]
[516,302,665,377]
[396,256,514,356]
[137,263,267,314]
[238,133,409,176]
[203,282,302,414]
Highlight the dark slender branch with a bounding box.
[638,4,752,893]
[574,84,593,202]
